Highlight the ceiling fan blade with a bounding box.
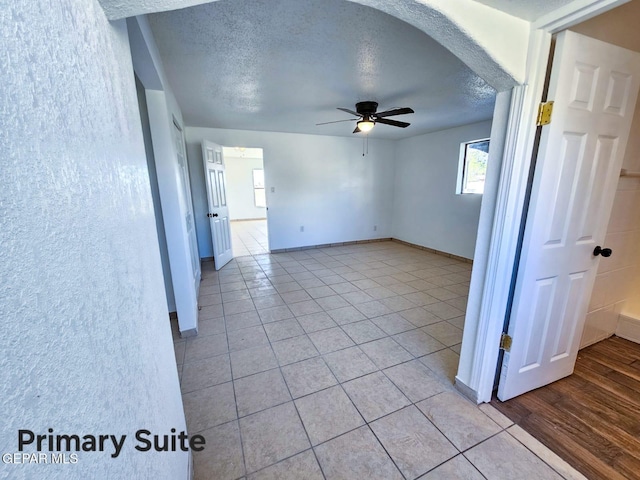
[353,125,361,134]
[375,107,415,118]
[337,107,360,117]
[316,118,357,125]
[375,118,410,128]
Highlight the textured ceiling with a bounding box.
[148,0,497,139]
[473,0,576,21]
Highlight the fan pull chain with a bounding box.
[362,134,369,156]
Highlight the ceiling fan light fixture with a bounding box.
[318,101,413,134]
[357,120,375,133]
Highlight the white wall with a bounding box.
[0,2,187,479]
[224,154,267,220]
[186,128,396,256]
[392,121,493,259]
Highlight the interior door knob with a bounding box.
[593,246,612,257]
[207,213,218,218]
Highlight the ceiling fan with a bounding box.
[316,101,414,133]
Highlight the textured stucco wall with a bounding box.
[0,1,187,478]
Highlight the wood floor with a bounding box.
[492,336,640,480]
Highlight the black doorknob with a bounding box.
[207,213,218,218]
[593,246,612,257]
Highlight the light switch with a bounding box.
[270,187,275,193]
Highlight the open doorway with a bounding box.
[221,146,269,256]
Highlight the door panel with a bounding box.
[173,119,201,294]
[218,171,227,206]
[497,31,640,400]
[202,140,233,270]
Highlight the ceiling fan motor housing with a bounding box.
[356,101,379,115]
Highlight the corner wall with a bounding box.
[392,121,493,259]
[0,2,187,478]
[185,127,396,256]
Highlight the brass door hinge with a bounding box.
[536,101,554,126]
[500,333,512,352]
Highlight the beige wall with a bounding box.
[571,1,640,346]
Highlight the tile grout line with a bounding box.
[332,377,409,480]
[239,271,328,479]
[190,241,472,478]
[221,308,249,479]
[502,425,582,480]
[275,351,329,480]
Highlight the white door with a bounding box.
[202,140,233,270]
[498,31,640,401]
[173,119,201,295]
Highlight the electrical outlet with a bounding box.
[300,226,304,232]
[270,187,275,193]
[373,225,377,231]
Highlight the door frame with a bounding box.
[127,16,200,336]
[221,146,270,254]
[458,0,631,403]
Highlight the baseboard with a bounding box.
[230,218,267,222]
[180,327,198,339]
[580,333,612,349]
[390,238,473,264]
[269,237,474,264]
[187,450,194,480]
[455,376,481,404]
[270,238,392,254]
[616,314,640,344]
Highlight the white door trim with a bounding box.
[459,0,630,403]
[533,0,632,32]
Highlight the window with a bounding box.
[253,169,266,208]
[458,139,490,194]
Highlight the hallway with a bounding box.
[231,219,269,257]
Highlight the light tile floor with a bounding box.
[172,241,584,480]
[231,219,269,257]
